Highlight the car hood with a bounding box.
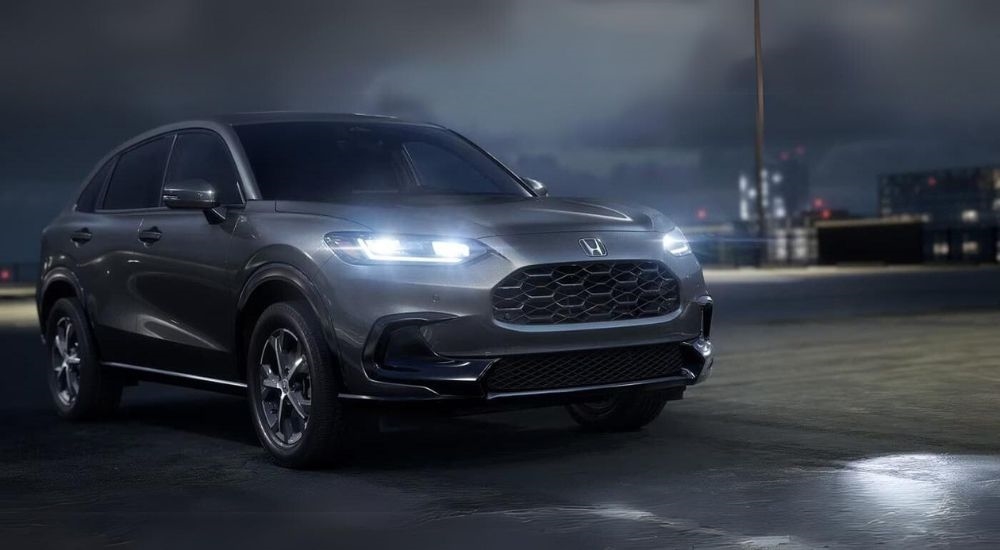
[275,195,674,238]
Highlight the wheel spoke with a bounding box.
[65,367,78,397]
[288,393,310,420]
[54,333,67,359]
[266,401,279,431]
[276,396,286,442]
[262,375,280,389]
[287,355,306,378]
[271,334,284,374]
[260,361,279,380]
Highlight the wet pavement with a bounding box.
[2,267,1000,549]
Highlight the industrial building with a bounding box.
[738,153,810,223]
[878,166,1000,226]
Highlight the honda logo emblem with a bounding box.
[579,238,607,257]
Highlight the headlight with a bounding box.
[662,227,692,256]
[325,232,488,265]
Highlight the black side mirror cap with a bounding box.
[163,179,220,210]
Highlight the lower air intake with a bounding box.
[485,343,685,392]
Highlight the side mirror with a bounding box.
[163,179,219,210]
[524,177,549,197]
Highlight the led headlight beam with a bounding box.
[662,227,692,256]
[326,233,481,264]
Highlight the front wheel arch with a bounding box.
[235,264,341,384]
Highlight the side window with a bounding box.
[404,141,502,194]
[76,158,115,212]
[165,132,242,205]
[102,137,172,210]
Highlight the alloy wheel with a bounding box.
[51,317,81,406]
[258,328,311,446]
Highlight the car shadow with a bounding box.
[115,392,647,470]
[117,393,260,446]
[347,413,643,472]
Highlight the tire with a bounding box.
[246,301,349,468]
[45,297,122,419]
[566,391,669,432]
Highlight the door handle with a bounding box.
[70,229,92,244]
[138,228,162,244]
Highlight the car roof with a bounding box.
[78,112,457,204]
[207,111,441,128]
[102,111,445,166]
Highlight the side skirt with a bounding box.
[102,362,247,396]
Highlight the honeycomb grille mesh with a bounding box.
[492,261,680,325]
[485,343,686,392]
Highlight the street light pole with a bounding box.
[753,0,768,264]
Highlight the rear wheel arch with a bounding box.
[236,264,341,383]
[38,270,85,337]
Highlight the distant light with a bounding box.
[933,242,949,257]
[821,209,832,220]
[0,268,10,282]
[961,209,979,223]
[779,151,791,161]
[795,145,806,156]
[962,240,980,255]
[928,176,937,187]
[813,198,825,209]
[696,208,708,221]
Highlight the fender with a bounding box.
[37,267,86,340]
[237,263,343,376]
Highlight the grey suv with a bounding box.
[38,113,714,468]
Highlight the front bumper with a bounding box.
[348,324,713,402]
[320,231,713,403]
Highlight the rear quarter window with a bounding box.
[76,158,115,213]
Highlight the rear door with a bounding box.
[83,135,174,364]
[50,156,115,315]
[129,130,244,380]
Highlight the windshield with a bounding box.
[234,121,530,201]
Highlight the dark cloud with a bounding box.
[4,0,1000,259]
[566,0,1000,216]
[0,0,512,182]
[582,0,1000,150]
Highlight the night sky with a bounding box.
[3,0,1000,261]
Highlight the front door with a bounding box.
[127,131,246,380]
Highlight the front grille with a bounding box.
[492,261,680,325]
[485,343,685,392]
